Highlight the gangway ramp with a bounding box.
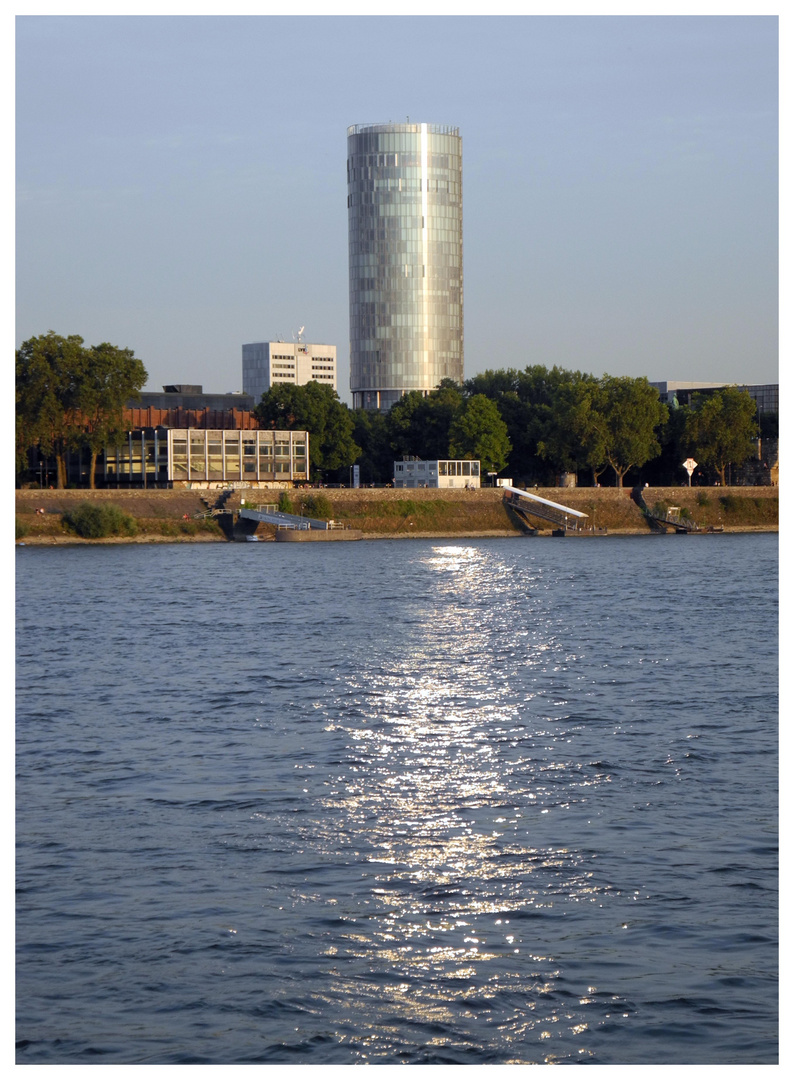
[238,507,330,531]
[503,486,603,535]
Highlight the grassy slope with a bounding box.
[16,486,778,541]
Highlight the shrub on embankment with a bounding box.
[297,493,334,520]
[62,502,138,538]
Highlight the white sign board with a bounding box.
[682,458,697,476]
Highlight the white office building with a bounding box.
[242,341,337,403]
[393,459,480,489]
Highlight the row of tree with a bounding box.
[16,331,147,487]
[16,331,764,489]
[254,369,763,487]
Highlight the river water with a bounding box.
[15,534,778,1065]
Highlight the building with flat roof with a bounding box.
[99,428,310,488]
[393,459,480,489]
[650,381,778,413]
[347,122,463,411]
[136,385,256,411]
[242,341,337,403]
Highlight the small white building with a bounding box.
[242,341,337,402]
[393,459,480,489]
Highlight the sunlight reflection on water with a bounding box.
[16,536,778,1065]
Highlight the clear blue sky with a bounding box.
[15,14,778,400]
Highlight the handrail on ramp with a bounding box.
[502,486,588,518]
[502,485,589,532]
[238,507,328,530]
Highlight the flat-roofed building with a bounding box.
[393,459,480,489]
[135,385,256,412]
[650,380,778,413]
[99,428,310,489]
[242,342,337,403]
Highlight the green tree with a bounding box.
[465,365,595,483]
[254,381,360,482]
[683,386,759,486]
[16,332,87,487]
[387,380,464,461]
[448,394,512,474]
[536,372,608,483]
[598,375,668,487]
[16,332,147,488]
[351,408,393,484]
[641,401,690,486]
[76,342,147,488]
[567,384,611,485]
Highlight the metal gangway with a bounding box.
[629,486,720,534]
[238,507,330,531]
[502,485,595,534]
[641,505,720,534]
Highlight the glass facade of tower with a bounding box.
[347,122,463,411]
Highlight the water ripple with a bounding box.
[16,536,778,1064]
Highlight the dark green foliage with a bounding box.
[719,493,742,514]
[535,371,607,484]
[300,494,333,519]
[351,409,393,483]
[642,403,690,486]
[254,382,360,481]
[696,491,710,507]
[387,381,464,461]
[74,341,148,487]
[465,366,577,482]
[16,332,87,486]
[277,491,294,514]
[598,375,668,487]
[683,386,758,486]
[448,394,511,473]
[351,366,675,488]
[62,502,138,538]
[16,518,29,540]
[16,332,146,488]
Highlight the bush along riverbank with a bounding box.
[15,486,778,543]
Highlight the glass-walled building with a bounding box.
[347,122,463,411]
[98,429,309,488]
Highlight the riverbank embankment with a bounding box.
[15,485,779,544]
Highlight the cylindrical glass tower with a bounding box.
[347,122,463,411]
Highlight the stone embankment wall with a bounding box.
[16,485,778,542]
